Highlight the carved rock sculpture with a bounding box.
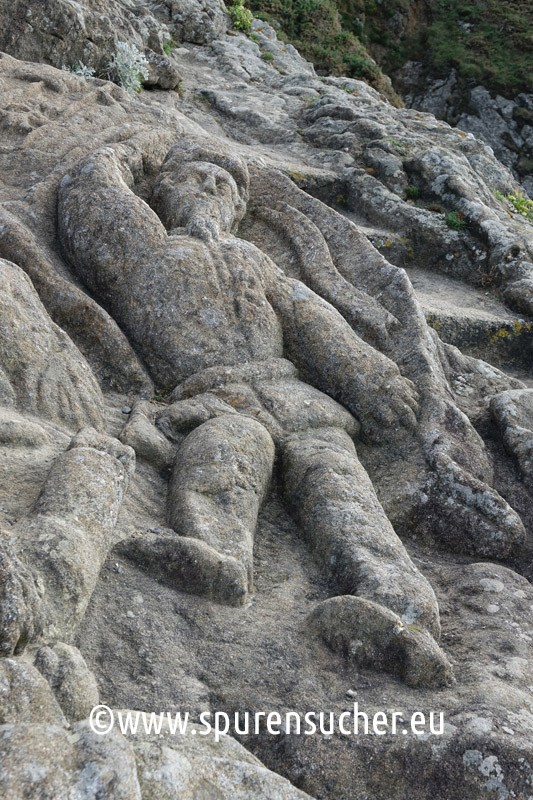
[0,3,532,797]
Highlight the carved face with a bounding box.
[153,159,246,241]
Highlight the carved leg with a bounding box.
[282,427,441,634]
[490,389,533,491]
[281,427,453,686]
[163,414,275,604]
[0,428,135,653]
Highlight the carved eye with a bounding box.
[215,175,228,187]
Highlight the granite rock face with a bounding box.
[0,1,532,798]
[0,0,220,86]
[0,259,104,430]
[396,63,533,195]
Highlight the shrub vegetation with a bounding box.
[249,0,532,97]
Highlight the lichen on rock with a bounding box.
[0,1,532,798]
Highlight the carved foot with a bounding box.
[68,427,136,475]
[118,532,249,606]
[119,401,174,471]
[309,596,454,689]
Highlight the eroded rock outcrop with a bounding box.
[396,64,533,195]
[0,2,532,798]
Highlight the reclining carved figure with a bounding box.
[55,139,528,686]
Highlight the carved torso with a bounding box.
[103,235,284,387]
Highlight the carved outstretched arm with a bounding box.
[0,207,151,394]
[261,256,418,441]
[254,203,398,348]
[58,148,167,296]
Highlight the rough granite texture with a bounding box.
[395,64,533,196]
[0,1,532,798]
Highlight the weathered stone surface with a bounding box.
[491,389,533,490]
[0,258,104,430]
[0,716,314,799]
[58,140,455,654]
[167,0,228,45]
[120,401,175,472]
[395,63,533,192]
[0,722,141,799]
[129,720,314,799]
[34,643,99,722]
[0,1,532,798]
[143,49,182,91]
[0,427,135,656]
[0,657,65,725]
[0,194,153,395]
[0,0,191,83]
[309,595,454,689]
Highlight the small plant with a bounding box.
[478,262,498,288]
[495,189,533,223]
[339,83,357,95]
[106,41,149,94]
[513,319,533,336]
[513,106,533,126]
[405,185,420,201]
[490,326,511,343]
[261,50,275,61]
[249,31,260,42]
[162,40,175,56]
[62,62,95,78]
[445,210,467,231]
[228,0,253,33]
[382,136,407,156]
[426,314,443,333]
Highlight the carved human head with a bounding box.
[152,139,250,241]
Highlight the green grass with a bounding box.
[354,0,533,95]
[250,0,532,101]
[445,210,468,231]
[419,1,533,94]
[249,0,393,95]
[495,190,533,223]
[405,184,420,200]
